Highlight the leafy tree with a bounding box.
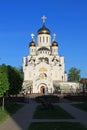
[7,65,23,96]
[0,64,9,110]
[68,67,80,82]
[80,78,87,92]
[17,66,24,79]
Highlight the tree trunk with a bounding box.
[2,96,4,111]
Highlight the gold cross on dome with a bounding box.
[53,33,56,41]
[41,15,47,23]
[31,33,35,40]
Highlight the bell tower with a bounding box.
[37,16,51,47]
[29,33,36,56]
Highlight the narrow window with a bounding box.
[40,37,41,43]
[43,36,45,42]
[46,37,48,42]
[62,76,63,81]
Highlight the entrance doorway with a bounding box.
[40,86,45,94]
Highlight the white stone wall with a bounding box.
[30,46,36,56]
[22,21,69,94]
[53,81,81,94]
[22,47,67,93]
[52,46,58,55]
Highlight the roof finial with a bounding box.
[31,33,35,41]
[53,33,56,41]
[41,15,47,24]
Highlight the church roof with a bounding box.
[37,24,50,35]
[38,47,50,51]
[29,40,36,47]
[52,40,58,47]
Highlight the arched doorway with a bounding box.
[40,86,45,94]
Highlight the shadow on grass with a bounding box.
[0,97,25,123]
[0,103,24,123]
[72,102,87,112]
[33,105,74,119]
[0,96,29,129]
[29,122,87,130]
[0,95,87,130]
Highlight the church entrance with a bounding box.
[40,86,45,94]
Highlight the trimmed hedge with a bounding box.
[35,95,59,103]
[64,95,87,102]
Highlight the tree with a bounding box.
[17,66,24,80]
[80,78,87,93]
[7,65,23,96]
[68,67,80,82]
[0,64,9,110]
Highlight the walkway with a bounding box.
[59,102,87,128]
[0,100,37,130]
[0,100,87,130]
[32,102,87,128]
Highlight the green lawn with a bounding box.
[33,105,74,119]
[72,102,87,111]
[0,102,24,123]
[0,109,9,123]
[29,122,87,130]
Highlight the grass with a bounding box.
[0,109,9,123]
[72,102,87,111]
[0,102,24,123]
[33,105,74,119]
[28,122,87,130]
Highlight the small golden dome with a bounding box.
[37,25,50,35]
[29,40,36,47]
[52,41,58,47]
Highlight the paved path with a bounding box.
[32,102,87,128]
[0,101,87,130]
[0,100,37,130]
[59,103,87,128]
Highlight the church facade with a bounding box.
[22,16,80,94]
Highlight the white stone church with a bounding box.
[22,16,81,94]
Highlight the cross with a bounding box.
[31,33,35,40]
[41,15,47,23]
[53,33,56,41]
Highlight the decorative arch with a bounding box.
[39,73,47,79]
[38,83,48,94]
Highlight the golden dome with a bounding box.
[29,40,36,47]
[37,25,50,35]
[52,41,58,47]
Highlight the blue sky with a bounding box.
[0,0,87,77]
